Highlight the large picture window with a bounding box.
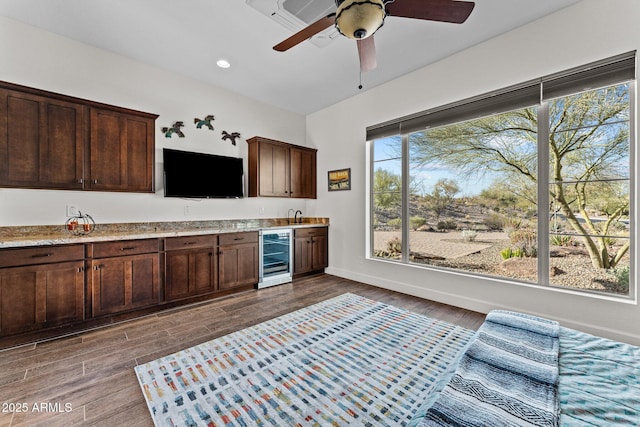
[368,53,635,297]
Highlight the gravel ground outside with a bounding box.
[374,230,629,295]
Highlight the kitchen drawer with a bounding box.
[294,227,328,238]
[90,239,159,258]
[0,244,85,268]
[219,231,259,246]
[164,234,217,251]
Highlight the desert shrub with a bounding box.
[410,216,427,230]
[501,247,526,260]
[503,217,522,233]
[461,230,478,242]
[550,234,574,246]
[500,248,513,259]
[610,221,629,232]
[611,265,629,291]
[550,219,567,233]
[386,237,401,254]
[373,237,402,259]
[510,228,536,251]
[484,213,504,231]
[508,228,537,257]
[437,220,457,231]
[388,218,402,229]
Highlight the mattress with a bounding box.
[558,327,640,426]
[411,318,640,426]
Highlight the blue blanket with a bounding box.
[417,310,560,427]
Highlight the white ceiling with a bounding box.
[0,0,582,115]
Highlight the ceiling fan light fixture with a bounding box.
[335,0,386,40]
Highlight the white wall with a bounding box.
[0,16,310,226]
[309,0,640,345]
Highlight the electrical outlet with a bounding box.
[66,204,79,217]
[259,207,265,214]
[184,205,190,216]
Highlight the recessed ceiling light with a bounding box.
[216,59,231,69]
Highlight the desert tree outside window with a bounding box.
[368,52,635,297]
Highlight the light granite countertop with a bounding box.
[0,218,329,249]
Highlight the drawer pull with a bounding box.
[121,246,136,251]
[31,253,53,258]
[233,237,244,241]
[184,241,198,245]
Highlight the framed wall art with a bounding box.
[328,168,351,191]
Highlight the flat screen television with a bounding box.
[163,148,244,198]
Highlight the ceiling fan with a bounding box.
[273,0,475,74]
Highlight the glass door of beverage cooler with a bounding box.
[258,228,293,288]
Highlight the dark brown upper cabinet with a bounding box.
[0,88,85,189]
[0,81,158,193]
[89,108,155,192]
[247,136,317,199]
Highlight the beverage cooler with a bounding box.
[258,228,293,288]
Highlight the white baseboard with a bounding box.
[325,266,640,346]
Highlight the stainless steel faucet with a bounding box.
[287,208,295,224]
[294,210,302,224]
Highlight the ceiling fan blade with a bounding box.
[357,36,377,72]
[273,14,336,52]
[386,0,475,24]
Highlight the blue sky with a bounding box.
[373,136,496,197]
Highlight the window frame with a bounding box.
[367,52,636,300]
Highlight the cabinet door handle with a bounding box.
[78,178,84,184]
[77,267,84,273]
[93,265,103,270]
[92,179,99,184]
[31,253,53,258]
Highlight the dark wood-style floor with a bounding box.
[0,274,485,427]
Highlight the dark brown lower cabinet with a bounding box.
[164,235,218,301]
[89,240,160,317]
[294,227,328,275]
[0,244,85,337]
[218,232,259,290]
[0,228,311,344]
[0,261,84,335]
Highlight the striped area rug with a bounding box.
[135,293,475,426]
